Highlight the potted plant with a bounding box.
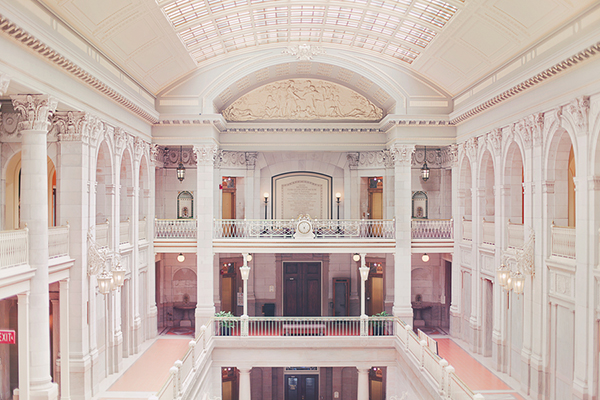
[371,311,391,336]
[215,311,235,336]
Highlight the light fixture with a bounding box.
[335,193,341,220]
[97,270,112,295]
[421,146,430,182]
[112,263,126,288]
[246,254,253,262]
[177,253,185,263]
[512,272,525,295]
[177,146,185,182]
[496,262,509,287]
[353,253,361,262]
[422,253,430,262]
[240,265,250,280]
[263,192,269,219]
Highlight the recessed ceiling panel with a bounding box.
[71,0,133,26]
[460,20,511,58]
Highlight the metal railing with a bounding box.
[482,219,494,245]
[155,219,197,239]
[411,219,453,239]
[0,228,28,270]
[213,316,395,337]
[48,225,69,259]
[507,221,524,248]
[213,219,395,239]
[551,224,576,259]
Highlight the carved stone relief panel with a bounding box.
[221,79,383,121]
[549,269,574,301]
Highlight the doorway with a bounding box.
[369,367,386,400]
[365,262,384,316]
[220,262,237,314]
[283,262,321,316]
[222,367,239,400]
[284,375,318,400]
[333,278,349,316]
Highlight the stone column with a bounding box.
[18,291,30,400]
[449,144,462,337]
[245,154,257,314]
[356,366,370,400]
[54,111,97,399]
[238,366,251,400]
[148,145,160,338]
[0,74,10,230]
[194,145,218,332]
[11,94,59,400]
[390,144,414,323]
[132,138,144,353]
[59,279,70,400]
[465,138,480,354]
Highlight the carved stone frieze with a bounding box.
[222,79,383,122]
[53,111,91,142]
[563,96,590,135]
[150,144,162,165]
[246,152,258,169]
[282,44,325,61]
[0,112,20,137]
[441,144,458,168]
[412,148,443,168]
[11,94,57,132]
[346,153,359,168]
[389,144,414,167]
[215,150,248,168]
[193,145,218,166]
[358,151,388,168]
[163,146,196,167]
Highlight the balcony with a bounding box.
[411,219,454,253]
[551,224,576,259]
[154,316,484,400]
[507,221,524,248]
[0,228,28,270]
[482,219,494,246]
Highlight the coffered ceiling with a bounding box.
[39,0,597,97]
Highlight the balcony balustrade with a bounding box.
[120,219,130,245]
[551,224,576,259]
[0,228,28,270]
[482,219,495,245]
[462,219,472,241]
[48,225,69,259]
[507,221,524,248]
[411,219,453,239]
[155,219,198,239]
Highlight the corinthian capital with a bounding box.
[389,144,415,167]
[53,111,90,142]
[11,94,58,132]
[193,144,218,166]
[563,96,590,135]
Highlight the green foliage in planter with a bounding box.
[215,311,235,328]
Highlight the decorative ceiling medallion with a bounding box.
[283,44,325,61]
[221,79,383,122]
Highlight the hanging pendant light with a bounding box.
[421,146,430,182]
[177,146,185,182]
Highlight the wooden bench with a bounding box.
[282,323,325,336]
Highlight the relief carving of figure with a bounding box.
[222,79,383,121]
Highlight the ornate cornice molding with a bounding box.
[162,146,196,167]
[0,14,158,124]
[451,42,600,125]
[11,94,57,132]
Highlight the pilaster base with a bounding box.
[147,306,158,339]
[520,351,531,396]
[30,383,58,400]
[528,357,547,400]
[392,305,413,325]
[572,377,590,400]
[70,353,92,400]
[195,305,215,335]
[469,319,482,354]
[449,311,461,337]
[133,317,142,354]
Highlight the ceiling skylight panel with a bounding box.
[372,0,409,14]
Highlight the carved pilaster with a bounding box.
[53,111,91,143]
[193,145,218,166]
[134,137,146,162]
[464,137,478,162]
[389,144,414,167]
[441,144,458,168]
[150,143,161,165]
[0,74,10,97]
[530,112,544,147]
[246,152,258,170]
[487,128,502,157]
[114,128,127,156]
[347,153,359,169]
[11,94,57,132]
[563,96,590,135]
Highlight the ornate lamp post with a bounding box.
[240,253,251,336]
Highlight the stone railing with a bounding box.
[96,222,109,248]
[0,228,28,270]
[482,219,494,245]
[48,225,69,259]
[139,218,147,241]
[151,317,484,400]
[462,219,472,241]
[120,218,130,245]
[213,219,395,239]
[551,224,576,259]
[155,219,197,239]
[507,221,524,248]
[411,219,453,239]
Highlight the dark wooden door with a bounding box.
[285,375,318,400]
[284,262,321,316]
[333,278,349,316]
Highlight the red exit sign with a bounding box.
[0,330,15,344]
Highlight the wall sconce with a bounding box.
[177,253,185,263]
[177,146,185,182]
[246,254,253,262]
[421,146,430,182]
[422,253,430,262]
[263,192,269,219]
[496,227,534,296]
[353,253,361,262]
[335,193,341,219]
